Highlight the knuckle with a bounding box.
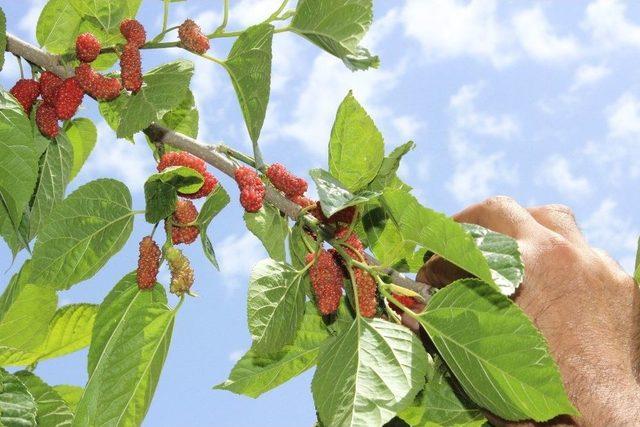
[540,234,577,260]
[546,204,575,219]
[481,195,517,212]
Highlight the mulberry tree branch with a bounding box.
[4,33,430,299]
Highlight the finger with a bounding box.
[417,255,471,288]
[527,204,586,246]
[453,196,544,240]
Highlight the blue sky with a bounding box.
[2,0,640,425]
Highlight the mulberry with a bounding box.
[165,246,195,296]
[75,33,101,63]
[137,236,160,290]
[306,251,344,315]
[266,163,308,198]
[157,152,217,199]
[39,71,63,105]
[75,63,122,101]
[157,151,206,175]
[54,78,84,120]
[35,103,59,138]
[389,293,420,314]
[334,227,365,261]
[171,199,200,245]
[120,19,146,48]
[354,267,377,318]
[181,171,218,199]
[120,43,143,93]
[327,206,357,224]
[291,195,324,220]
[235,167,265,213]
[178,19,210,54]
[10,79,40,114]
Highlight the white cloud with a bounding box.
[449,83,519,139]
[18,0,45,43]
[80,122,154,193]
[582,198,638,273]
[216,231,265,289]
[229,0,288,28]
[400,0,515,67]
[537,155,591,198]
[283,53,405,158]
[512,7,581,62]
[606,92,640,140]
[570,64,610,91]
[446,132,517,204]
[392,116,425,141]
[583,0,640,50]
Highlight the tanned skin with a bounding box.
[406,196,640,426]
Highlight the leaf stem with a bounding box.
[217,144,256,167]
[265,0,289,23]
[211,0,230,36]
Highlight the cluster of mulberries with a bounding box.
[235,166,265,213]
[306,250,344,315]
[157,152,218,199]
[170,199,200,245]
[9,73,84,138]
[137,236,161,290]
[165,246,195,296]
[75,63,122,101]
[266,163,308,198]
[119,19,145,93]
[178,19,210,54]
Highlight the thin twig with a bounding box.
[3,32,430,299]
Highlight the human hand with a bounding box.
[414,196,640,426]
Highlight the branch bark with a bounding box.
[4,33,430,298]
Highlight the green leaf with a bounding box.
[75,273,174,426]
[33,304,98,363]
[0,7,6,71]
[147,166,204,194]
[291,0,379,70]
[36,0,83,54]
[63,118,97,181]
[244,204,288,262]
[462,224,524,296]
[0,274,58,353]
[289,224,318,270]
[310,169,380,217]
[0,90,48,246]
[197,186,230,270]
[144,181,176,224]
[382,188,495,286]
[417,279,576,421]
[28,179,134,290]
[247,259,307,355]
[52,386,83,414]
[329,92,384,192]
[369,141,415,192]
[224,23,274,144]
[27,133,74,243]
[312,318,428,427]
[215,302,331,398]
[398,354,486,427]
[158,89,199,138]
[14,371,73,427]
[111,61,195,138]
[0,368,37,426]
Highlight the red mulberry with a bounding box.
[75,63,122,101]
[171,199,199,245]
[389,293,420,314]
[306,251,344,315]
[120,19,146,48]
[120,43,143,93]
[10,79,40,114]
[266,163,308,198]
[75,33,101,63]
[235,167,265,213]
[35,103,59,138]
[54,78,84,120]
[137,236,160,290]
[39,71,63,105]
[165,246,195,296]
[354,267,377,318]
[334,227,365,261]
[178,19,210,54]
[157,152,217,199]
